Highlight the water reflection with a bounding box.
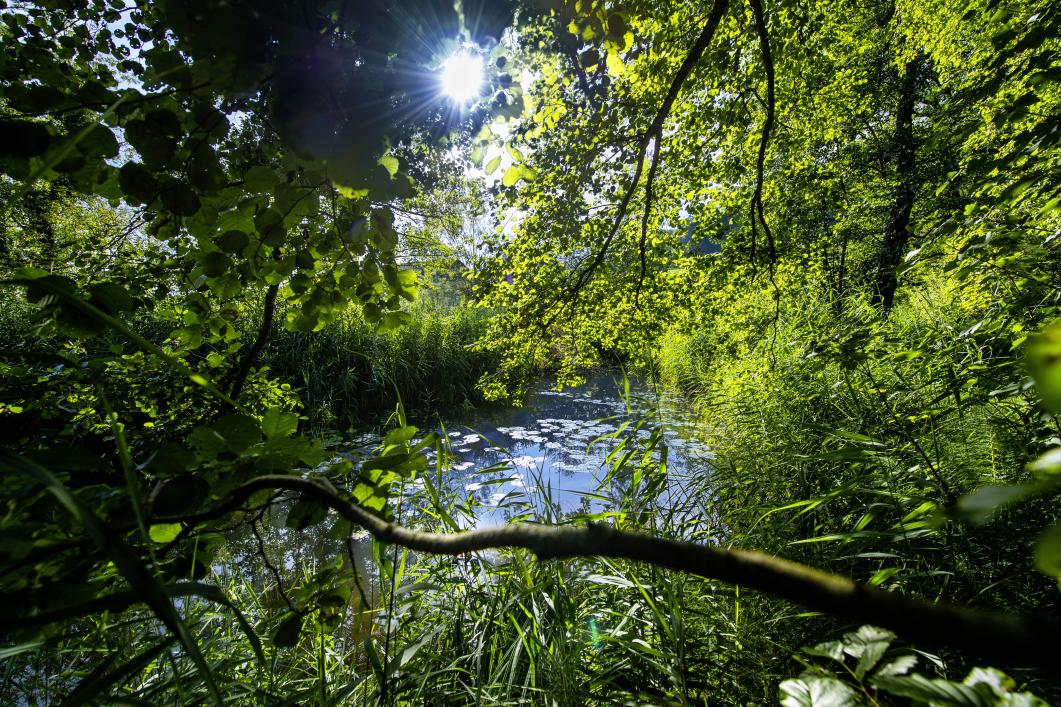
[218,375,713,650]
[363,375,715,525]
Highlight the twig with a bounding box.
[251,514,300,615]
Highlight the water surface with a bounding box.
[359,375,715,525]
[222,375,714,616]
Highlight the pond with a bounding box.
[346,373,715,526]
[219,374,715,630]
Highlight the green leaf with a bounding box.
[384,425,418,447]
[286,499,329,531]
[78,124,119,159]
[804,640,845,663]
[1034,521,1061,578]
[874,655,918,678]
[0,641,44,660]
[1028,447,1061,475]
[87,282,136,314]
[244,165,278,192]
[188,144,227,190]
[378,310,411,331]
[212,414,261,453]
[873,673,992,705]
[151,476,209,516]
[779,676,858,706]
[501,165,523,187]
[578,48,600,67]
[201,251,231,277]
[160,180,201,216]
[0,119,51,157]
[379,154,399,177]
[149,523,183,543]
[843,625,893,679]
[217,229,250,254]
[1026,321,1061,413]
[956,484,1035,523]
[364,634,385,679]
[261,408,298,439]
[118,162,159,204]
[254,207,285,245]
[272,612,304,647]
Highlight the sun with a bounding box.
[440,50,484,104]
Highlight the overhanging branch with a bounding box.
[635,136,663,309]
[181,474,1061,671]
[748,0,777,266]
[542,0,730,329]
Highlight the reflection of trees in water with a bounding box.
[394,376,715,520]
[218,500,379,651]
[205,377,712,663]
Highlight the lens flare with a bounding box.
[440,51,483,103]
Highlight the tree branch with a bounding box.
[226,280,279,402]
[748,0,777,265]
[175,474,1061,671]
[543,0,730,329]
[635,136,662,309]
[873,58,919,310]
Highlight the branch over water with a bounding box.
[181,474,1061,671]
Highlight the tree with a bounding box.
[1,0,1060,702]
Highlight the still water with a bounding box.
[222,375,713,613]
[347,374,715,525]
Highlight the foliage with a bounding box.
[0,0,1059,702]
[260,302,506,432]
[781,626,1047,706]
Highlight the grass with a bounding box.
[260,303,504,432]
[4,272,1059,704]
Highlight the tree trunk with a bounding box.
[873,59,918,309]
[227,282,279,402]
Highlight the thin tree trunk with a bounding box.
[873,59,918,309]
[227,282,279,402]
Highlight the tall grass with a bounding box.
[651,267,1061,691]
[201,413,765,704]
[0,411,729,704]
[4,364,1055,704]
[5,271,1058,703]
[260,304,502,432]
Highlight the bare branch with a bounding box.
[174,473,1061,671]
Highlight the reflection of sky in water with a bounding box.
[221,375,714,629]
[348,375,715,525]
